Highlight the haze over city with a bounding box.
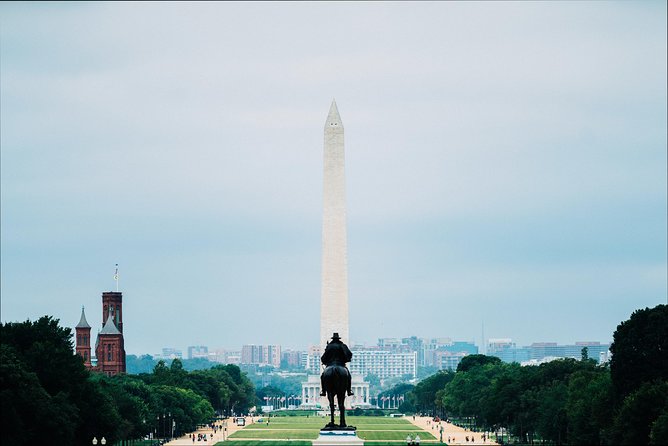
[1,2,666,355]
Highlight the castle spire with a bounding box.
[76,306,91,329]
[100,307,121,335]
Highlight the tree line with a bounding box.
[0,316,256,445]
[398,304,667,445]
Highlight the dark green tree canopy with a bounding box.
[456,354,501,373]
[610,304,668,397]
[1,316,255,445]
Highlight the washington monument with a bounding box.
[320,100,349,353]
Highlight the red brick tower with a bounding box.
[95,306,126,376]
[75,306,92,368]
[102,291,123,334]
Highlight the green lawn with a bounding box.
[217,442,312,446]
[228,416,436,442]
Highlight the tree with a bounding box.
[441,363,502,422]
[456,354,501,373]
[649,408,668,445]
[610,380,668,445]
[609,304,668,398]
[126,354,158,374]
[534,382,568,444]
[566,368,614,445]
[365,373,381,388]
[0,345,79,445]
[149,385,214,435]
[0,316,124,445]
[208,364,256,414]
[410,370,454,415]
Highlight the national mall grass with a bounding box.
[220,416,437,444]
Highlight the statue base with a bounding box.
[313,428,364,446]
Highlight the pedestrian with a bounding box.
[406,434,412,445]
[415,434,421,445]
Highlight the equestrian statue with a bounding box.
[319,332,355,429]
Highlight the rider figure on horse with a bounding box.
[320,332,354,397]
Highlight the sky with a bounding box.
[1,2,666,356]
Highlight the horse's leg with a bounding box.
[338,391,346,427]
[329,394,335,426]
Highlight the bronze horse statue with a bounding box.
[320,333,354,430]
[321,364,351,428]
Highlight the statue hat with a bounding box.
[331,332,341,340]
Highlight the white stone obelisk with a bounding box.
[320,99,349,354]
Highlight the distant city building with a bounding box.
[423,338,453,367]
[374,336,479,369]
[187,345,209,359]
[378,338,403,351]
[305,345,321,373]
[349,349,417,380]
[423,339,477,367]
[208,349,227,363]
[428,341,478,371]
[487,339,530,363]
[158,348,183,360]
[529,342,563,360]
[567,342,609,361]
[207,348,240,364]
[402,336,425,364]
[224,351,241,365]
[241,344,281,368]
[488,339,610,364]
[435,351,469,371]
[281,349,307,369]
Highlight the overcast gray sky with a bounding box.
[1,2,666,355]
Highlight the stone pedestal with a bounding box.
[313,429,364,446]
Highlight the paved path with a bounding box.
[405,416,498,445]
[165,417,255,445]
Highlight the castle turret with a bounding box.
[75,306,92,368]
[95,306,126,376]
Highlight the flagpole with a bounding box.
[114,264,119,292]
